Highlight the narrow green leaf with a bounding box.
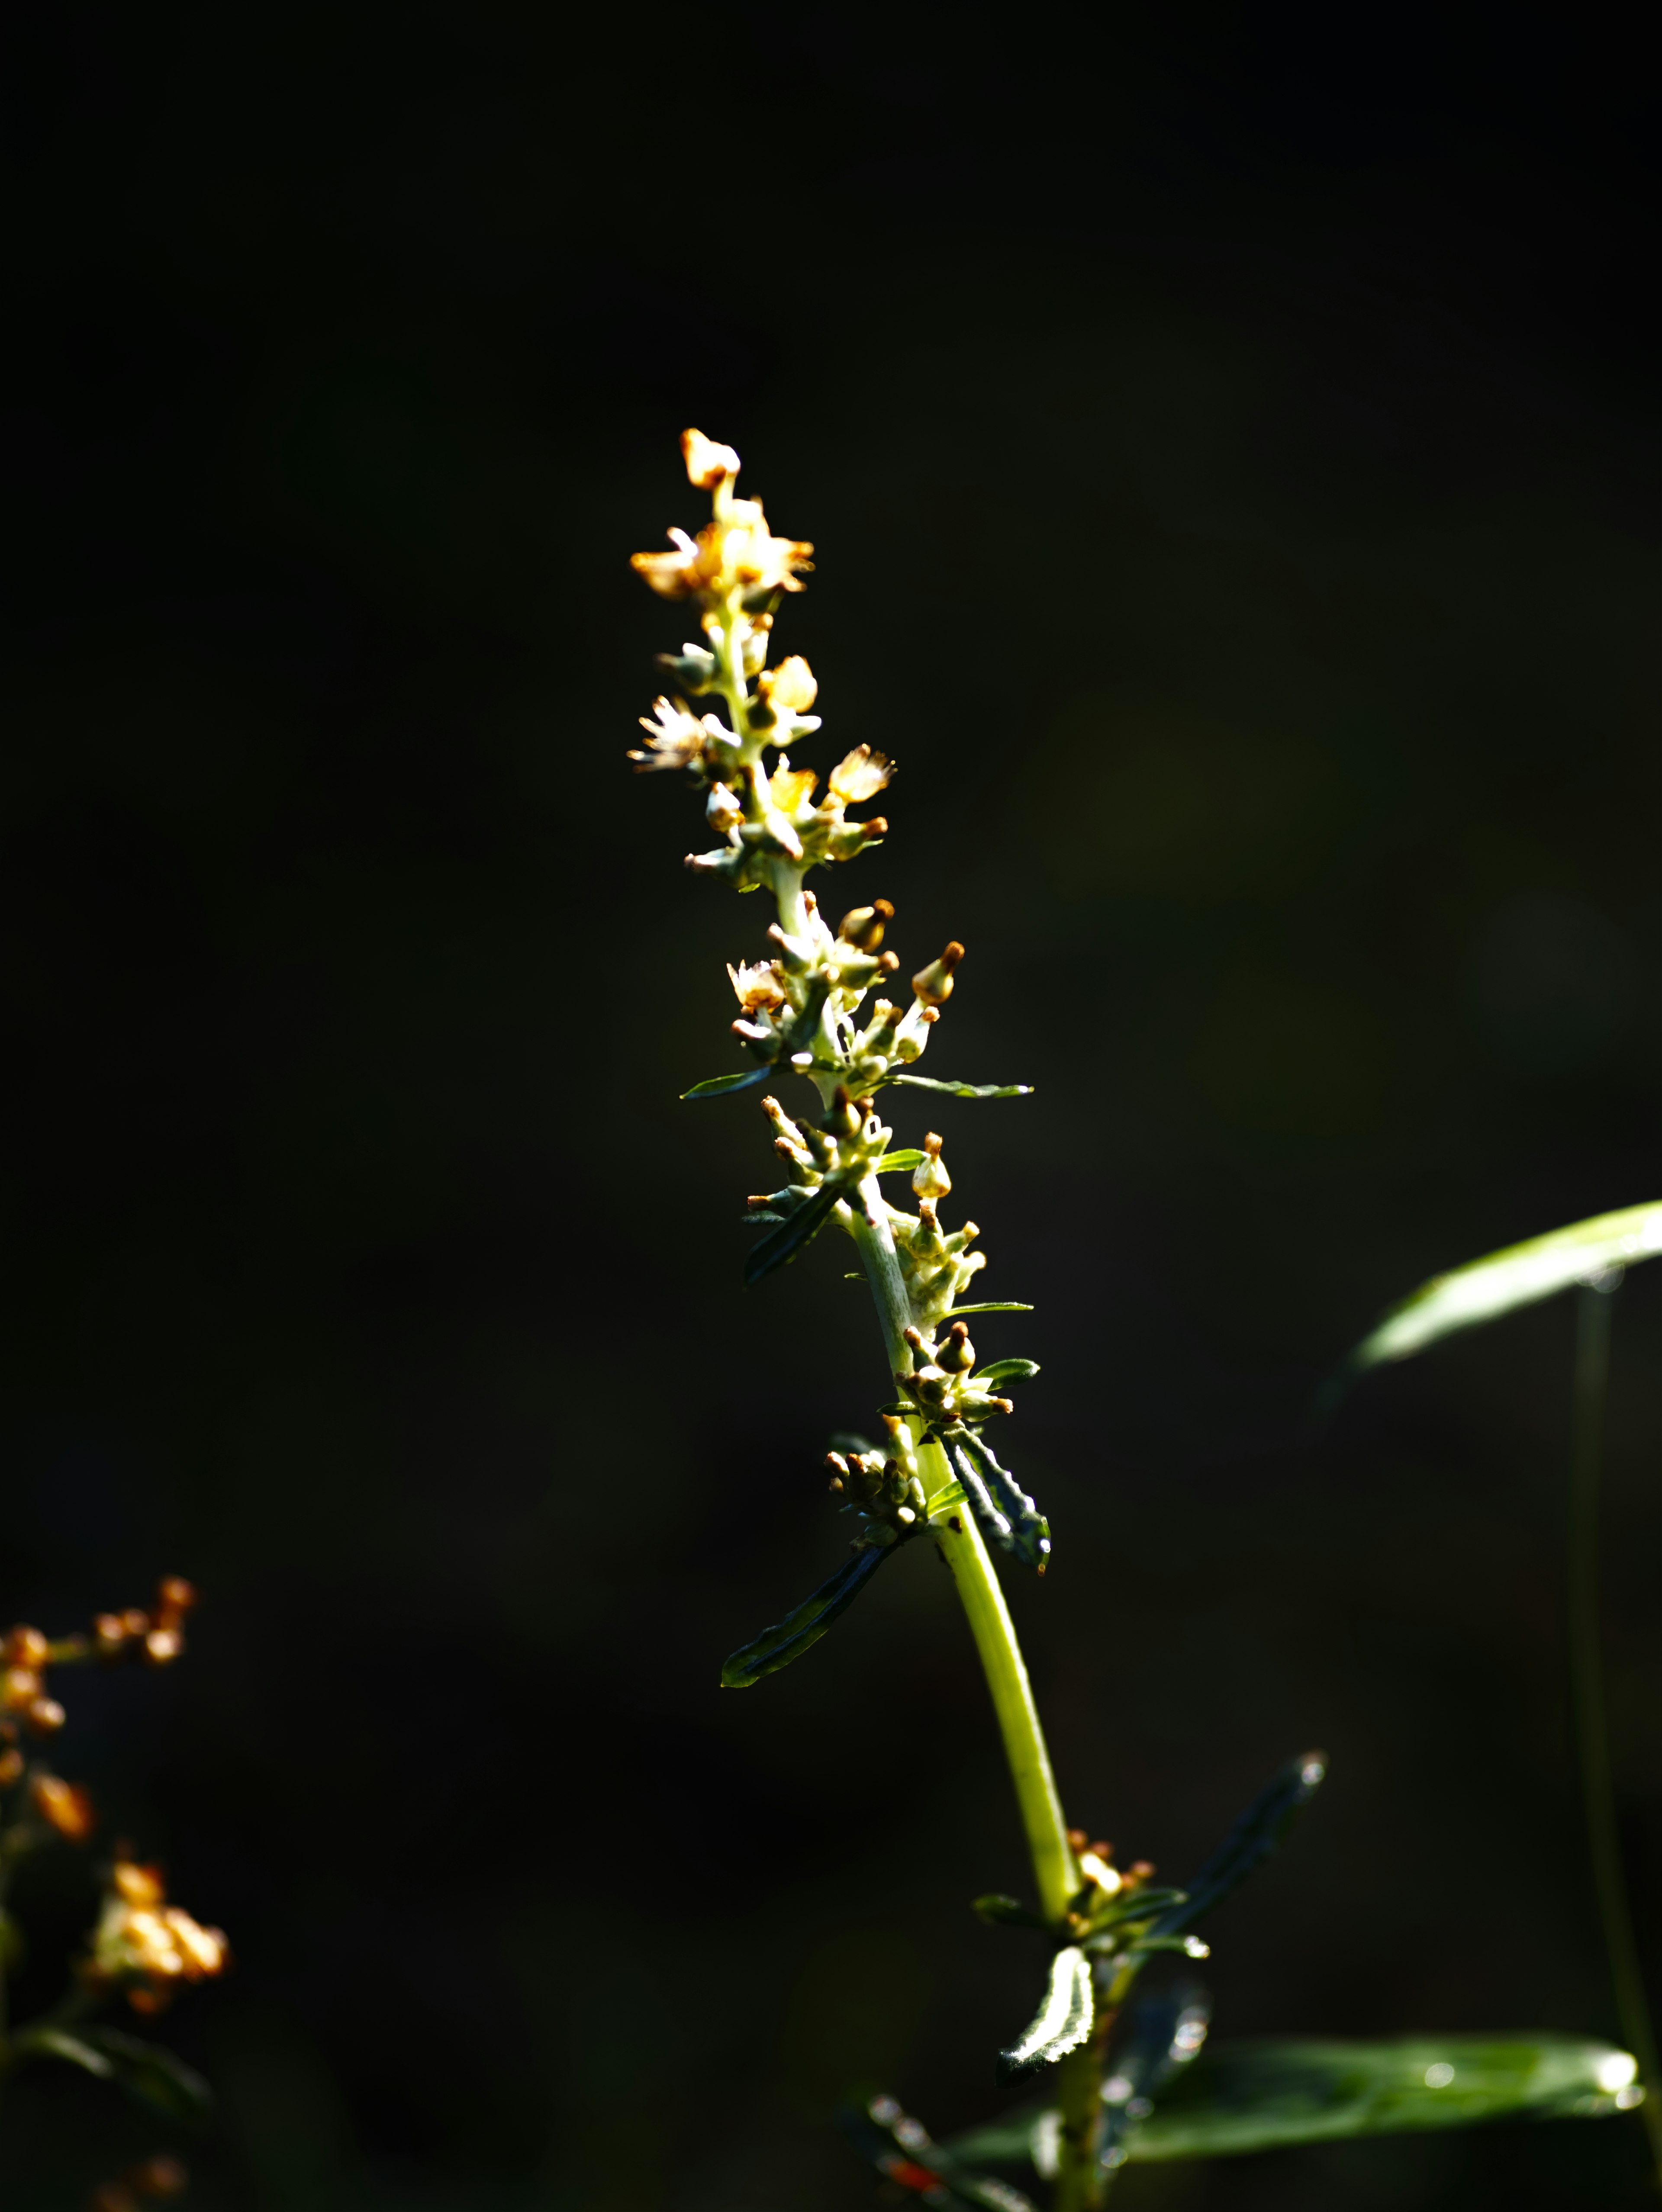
[1099,1981,1214,2164]
[944,1426,1052,1572]
[873,1149,926,1175]
[78,2026,214,2125]
[842,2094,1039,2212]
[889,1075,1034,1099]
[998,1946,1093,2082]
[681,1067,775,1099]
[944,2033,1640,2174]
[744,1180,843,1286]
[978,1358,1040,1386]
[1346,1202,1662,1373]
[973,1894,1050,1930]
[721,1543,896,1688]
[13,2026,115,2080]
[1131,2034,1643,2161]
[950,1302,1036,1315]
[1149,1752,1325,1938]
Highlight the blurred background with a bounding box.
[4,3,1659,2205]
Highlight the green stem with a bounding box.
[1570,1283,1662,2185]
[930,1491,1077,1922]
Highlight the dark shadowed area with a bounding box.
[4,3,1659,2206]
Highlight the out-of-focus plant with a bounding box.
[1343,1201,1662,2192]
[628,431,1643,2205]
[0,1578,226,2205]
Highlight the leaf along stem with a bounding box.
[1569,1284,1662,2186]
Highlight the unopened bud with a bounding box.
[144,1630,183,1665]
[1,1668,41,1711]
[0,1747,22,1787]
[837,899,895,952]
[4,1626,48,1668]
[155,1578,198,1619]
[912,1132,951,1199]
[940,1321,975,1373]
[31,1772,94,1840]
[26,1696,66,1734]
[911,942,964,1007]
[681,427,741,488]
[825,1086,860,1139]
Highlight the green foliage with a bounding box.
[742,1180,842,1286]
[948,2033,1639,2169]
[941,1426,1051,1571]
[999,1947,1094,2081]
[720,1543,897,1687]
[680,1067,775,1098]
[1343,1202,1662,1373]
[16,2023,212,2127]
[889,1076,1034,1099]
[1144,1752,1326,1939]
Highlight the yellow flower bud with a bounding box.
[911,943,964,1006]
[681,428,741,488]
[759,655,818,713]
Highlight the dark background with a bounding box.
[4,3,1659,2206]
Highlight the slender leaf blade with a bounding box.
[944,2033,1639,2172]
[873,1149,926,1175]
[949,1303,1036,1315]
[1149,1753,1325,1938]
[842,2095,1039,2212]
[721,1543,895,1688]
[890,1076,1034,1099]
[681,1067,775,1099]
[945,1426,1052,1571]
[1346,1203,1662,1372]
[744,1180,843,1286]
[1130,2034,1643,2161]
[978,1358,1040,1386]
[973,1894,1049,1930]
[79,2026,214,2125]
[998,1946,1093,2081]
[14,2026,115,2081]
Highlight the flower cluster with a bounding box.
[629,434,1037,1554]
[89,1853,229,2015]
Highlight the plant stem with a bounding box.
[929,1497,1079,1923]
[1570,1283,1662,2185]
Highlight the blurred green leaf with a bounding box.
[978,1358,1040,1386]
[1344,1202,1662,1373]
[721,1542,896,1687]
[973,1894,1049,1930]
[20,2023,214,2126]
[873,1149,926,1174]
[681,1067,774,1099]
[1134,2033,1642,2160]
[889,1076,1034,1099]
[950,1302,1036,1315]
[1147,1752,1325,1938]
[744,1180,843,1286]
[999,1946,1093,2082]
[842,2093,1039,2211]
[84,2026,214,2125]
[943,1426,1052,1571]
[947,2032,1638,2173]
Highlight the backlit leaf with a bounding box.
[943,1425,1051,1571]
[1345,1202,1662,1373]
[998,1946,1093,2082]
[744,1180,844,1286]
[873,1150,926,1175]
[1147,1752,1325,1938]
[721,1543,897,1687]
[977,1359,1040,1386]
[842,2094,1038,2211]
[1131,2033,1643,2161]
[949,1303,1036,1315]
[889,1076,1034,1099]
[681,1067,775,1099]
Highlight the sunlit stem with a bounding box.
[1570,1282,1662,2185]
